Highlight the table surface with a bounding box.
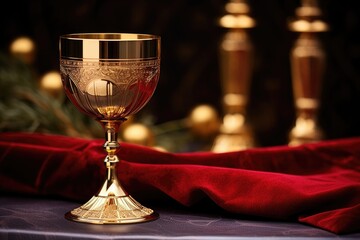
[0,196,359,240]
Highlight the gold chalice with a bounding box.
[59,33,160,224]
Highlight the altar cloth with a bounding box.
[0,132,360,234]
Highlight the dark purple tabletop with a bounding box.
[0,196,359,239]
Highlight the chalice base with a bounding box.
[65,195,159,224]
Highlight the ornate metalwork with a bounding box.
[60,33,160,224]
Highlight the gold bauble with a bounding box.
[40,71,63,99]
[10,36,36,64]
[188,104,221,139]
[122,123,155,146]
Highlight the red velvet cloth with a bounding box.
[0,132,359,234]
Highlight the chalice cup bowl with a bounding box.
[59,33,160,224]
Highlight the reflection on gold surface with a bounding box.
[213,113,252,152]
[220,0,255,29]
[289,116,323,146]
[97,106,126,118]
[220,15,255,29]
[290,19,328,32]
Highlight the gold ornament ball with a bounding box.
[188,104,221,139]
[122,123,155,147]
[10,36,36,64]
[40,71,63,98]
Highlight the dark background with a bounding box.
[1,0,359,147]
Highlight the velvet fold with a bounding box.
[0,132,359,234]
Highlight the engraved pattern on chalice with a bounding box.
[60,59,160,120]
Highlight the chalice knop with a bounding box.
[59,33,160,224]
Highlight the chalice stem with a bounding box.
[64,119,158,224]
[98,120,126,197]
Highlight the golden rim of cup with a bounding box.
[60,33,161,60]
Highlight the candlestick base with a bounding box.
[289,117,323,146]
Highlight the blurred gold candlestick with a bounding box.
[212,0,255,152]
[288,0,328,146]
